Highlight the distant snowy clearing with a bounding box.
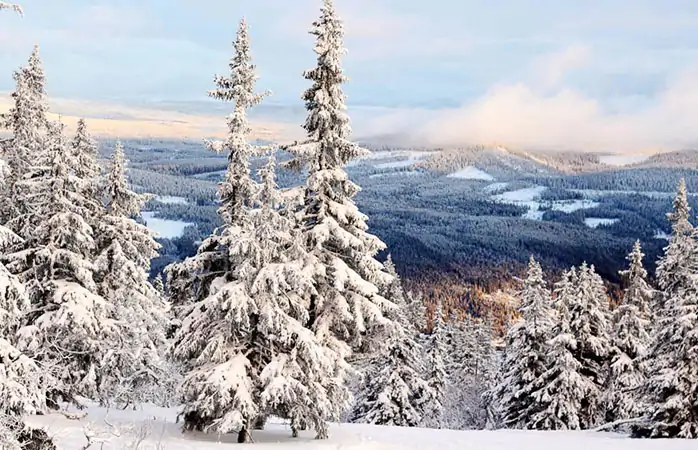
[483,182,510,194]
[585,218,620,228]
[598,154,650,166]
[350,150,436,169]
[446,166,495,181]
[492,186,599,221]
[369,171,423,179]
[153,195,188,204]
[23,404,694,450]
[142,211,194,238]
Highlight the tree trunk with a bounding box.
[237,426,251,443]
[253,415,266,430]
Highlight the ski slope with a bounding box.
[23,404,696,450]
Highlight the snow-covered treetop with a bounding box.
[667,178,692,235]
[297,0,368,171]
[209,18,269,108]
[620,240,646,282]
[105,141,147,218]
[71,118,100,180]
[0,2,22,15]
[206,19,270,226]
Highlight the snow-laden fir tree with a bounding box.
[70,119,102,223]
[605,240,652,423]
[494,256,555,429]
[632,181,698,438]
[567,262,612,428]
[281,1,395,435]
[94,141,170,408]
[0,46,48,225]
[173,156,342,441]
[166,18,269,310]
[3,120,114,406]
[0,2,22,14]
[349,255,432,427]
[0,224,45,418]
[528,268,587,430]
[422,303,447,428]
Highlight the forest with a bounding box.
[1,0,698,448]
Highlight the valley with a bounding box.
[119,140,698,285]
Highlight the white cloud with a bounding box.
[534,44,591,89]
[383,68,698,152]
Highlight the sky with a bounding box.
[3,0,698,151]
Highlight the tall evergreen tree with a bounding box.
[569,263,612,428]
[494,256,555,429]
[633,181,698,438]
[605,240,652,423]
[282,0,395,436]
[95,142,170,407]
[350,255,432,427]
[423,303,447,428]
[529,268,587,430]
[71,119,102,222]
[4,121,112,406]
[166,18,269,310]
[0,46,48,226]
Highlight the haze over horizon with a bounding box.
[3,0,698,152]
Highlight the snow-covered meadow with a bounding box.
[24,404,695,450]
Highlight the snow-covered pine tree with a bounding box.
[280,1,395,435]
[632,181,698,438]
[528,268,587,430]
[3,120,114,406]
[0,46,48,226]
[153,273,165,297]
[70,119,102,222]
[172,155,339,441]
[349,254,432,427]
[568,263,612,428]
[494,256,555,429]
[422,303,447,428]
[95,141,170,408]
[0,2,22,14]
[605,240,652,423]
[166,17,269,310]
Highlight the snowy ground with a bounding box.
[23,405,696,449]
[492,186,599,220]
[584,218,620,228]
[446,166,494,181]
[598,154,650,166]
[153,195,188,204]
[141,211,194,238]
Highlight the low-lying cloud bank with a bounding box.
[379,69,698,153]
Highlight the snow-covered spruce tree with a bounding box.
[422,303,447,428]
[70,119,102,222]
[0,2,22,14]
[528,268,587,430]
[632,181,698,438]
[494,256,555,429]
[280,0,395,436]
[349,255,432,427]
[605,240,652,423]
[3,120,114,406]
[172,155,341,441]
[567,263,612,428]
[166,18,269,311]
[94,141,170,408]
[0,46,48,226]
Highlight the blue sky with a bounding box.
[3,0,698,150]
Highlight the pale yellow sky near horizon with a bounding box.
[0,94,298,142]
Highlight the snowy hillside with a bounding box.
[24,404,696,449]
